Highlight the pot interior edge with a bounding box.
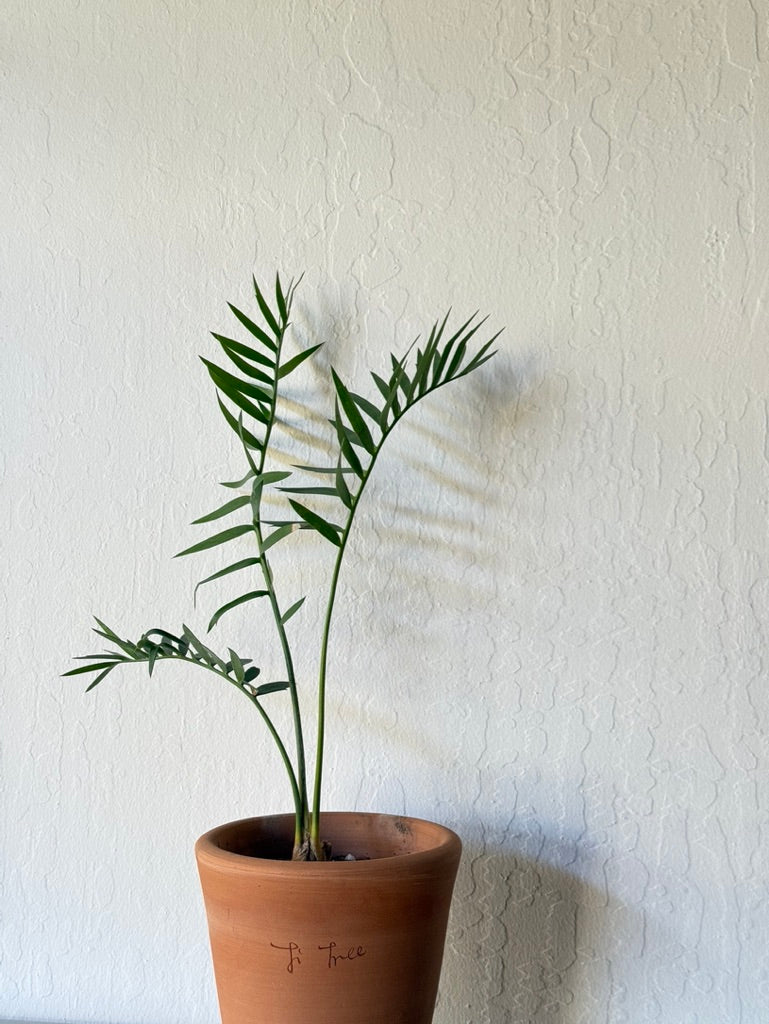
[197,812,461,865]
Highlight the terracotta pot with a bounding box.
[195,812,462,1024]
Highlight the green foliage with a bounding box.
[66,271,499,860]
[63,619,254,689]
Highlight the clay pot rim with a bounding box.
[195,811,461,876]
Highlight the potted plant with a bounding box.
[65,272,499,1024]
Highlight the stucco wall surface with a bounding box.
[2,1,768,1022]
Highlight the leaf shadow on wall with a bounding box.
[332,349,544,612]
[445,823,615,1024]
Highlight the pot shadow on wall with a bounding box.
[443,822,616,1024]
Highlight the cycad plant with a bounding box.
[65,273,499,860]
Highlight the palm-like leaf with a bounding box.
[63,620,254,689]
[279,311,502,553]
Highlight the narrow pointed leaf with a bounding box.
[278,343,323,380]
[228,302,276,350]
[255,471,292,487]
[261,523,296,552]
[85,666,116,692]
[228,648,245,683]
[334,421,370,451]
[211,332,274,370]
[445,338,468,380]
[411,338,439,397]
[288,500,342,546]
[147,645,159,677]
[371,371,391,402]
[255,680,290,697]
[280,485,339,496]
[391,353,412,399]
[275,272,288,322]
[280,597,306,625]
[429,308,451,349]
[193,557,261,605]
[338,428,364,476]
[457,331,503,375]
[334,400,364,476]
[93,618,120,641]
[213,337,275,385]
[250,479,264,522]
[445,316,489,380]
[252,276,281,335]
[235,414,259,475]
[216,397,263,450]
[332,369,376,455]
[208,591,268,632]
[181,625,225,669]
[250,472,289,518]
[63,661,121,677]
[221,468,257,489]
[226,389,269,426]
[91,625,139,658]
[144,629,184,651]
[335,462,353,509]
[380,352,412,420]
[432,313,477,383]
[371,372,397,428]
[72,653,125,663]
[175,523,254,558]
[292,464,358,476]
[284,272,304,310]
[349,390,382,425]
[404,347,424,401]
[460,348,497,375]
[202,358,273,406]
[206,369,269,425]
[192,494,251,525]
[260,518,310,528]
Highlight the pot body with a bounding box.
[195,812,462,1024]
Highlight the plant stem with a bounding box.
[251,283,308,849]
[310,448,385,856]
[243,687,304,842]
[256,523,308,840]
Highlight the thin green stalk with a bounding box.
[243,686,304,843]
[256,521,308,839]
[310,448,385,856]
[247,286,309,847]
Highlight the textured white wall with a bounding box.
[2,2,768,1022]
